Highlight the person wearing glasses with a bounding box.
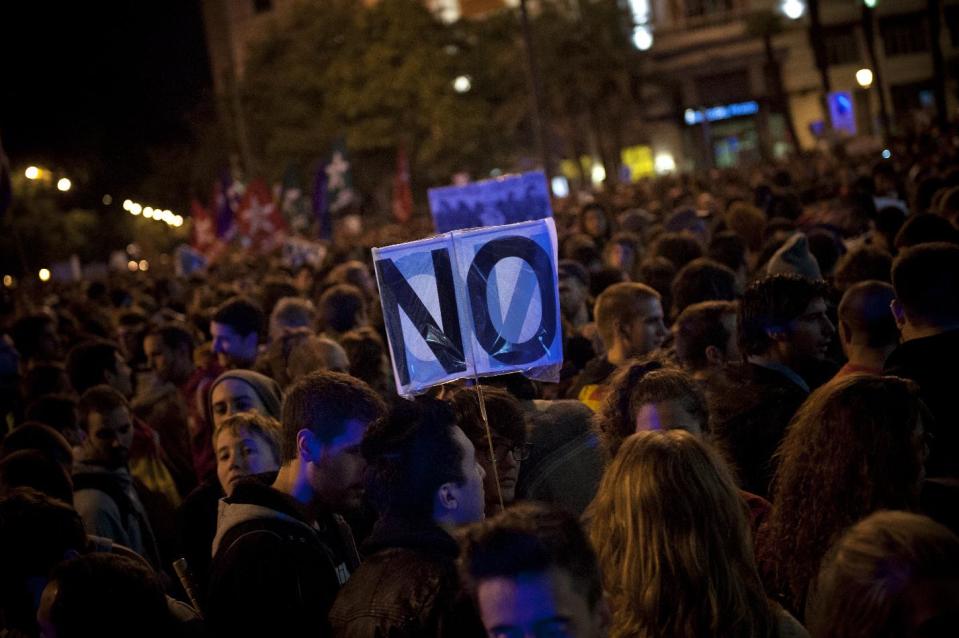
[448,386,529,516]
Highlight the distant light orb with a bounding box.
[173,215,184,227]
[591,164,607,184]
[882,149,892,159]
[453,75,472,94]
[143,207,154,219]
[782,0,805,19]
[655,152,677,174]
[856,68,874,88]
[3,275,13,288]
[130,203,142,216]
[632,25,653,51]
[122,199,133,211]
[38,268,51,282]
[25,166,40,180]
[102,194,113,205]
[56,178,71,192]
[138,260,149,272]
[127,260,139,272]
[864,0,877,7]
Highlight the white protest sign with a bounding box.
[373,218,562,397]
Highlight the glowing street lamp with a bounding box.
[25,166,40,180]
[856,68,874,89]
[782,0,805,20]
[38,268,51,282]
[56,178,72,192]
[453,75,472,94]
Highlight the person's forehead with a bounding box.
[478,568,584,620]
[213,378,258,400]
[635,296,663,317]
[801,297,828,315]
[91,406,130,428]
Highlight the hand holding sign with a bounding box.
[373,218,562,396]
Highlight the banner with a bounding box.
[236,178,287,253]
[427,171,552,233]
[373,218,562,397]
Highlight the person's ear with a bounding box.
[297,428,320,462]
[890,298,907,330]
[616,319,631,344]
[838,320,851,345]
[704,344,723,365]
[437,482,459,512]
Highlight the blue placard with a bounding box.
[427,171,553,233]
[373,218,562,397]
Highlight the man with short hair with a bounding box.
[210,296,263,370]
[329,397,486,637]
[9,313,61,366]
[834,280,898,378]
[674,301,740,380]
[712,274,835,496]
[568,282,666,410]
[460,502,610,638]
[66,340,133,398]
[72,386,161,569]
[268,296,316,343]
[206,371,385,637]
[885,242,959,477]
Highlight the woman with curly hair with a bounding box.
[759,374,927,620]
[594,359,708,459]
[587,430,805,638]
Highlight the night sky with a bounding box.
[0,1,211,199]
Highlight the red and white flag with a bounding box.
[236,178,287,253]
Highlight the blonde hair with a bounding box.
[587,430,775,638]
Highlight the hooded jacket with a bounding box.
[205,476,360,637]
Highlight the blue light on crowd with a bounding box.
[683,101,760,126]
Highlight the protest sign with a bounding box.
[427,171,552,233]
[373,218,562,397]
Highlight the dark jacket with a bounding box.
[565,355,617,410]
[205,476,360,637]
[329,516,484,638]
[709,363,809,497]
[885,329,959,478]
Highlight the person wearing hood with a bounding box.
[174,368,283,600]
[206,371,384,637]
[72,385,162,571]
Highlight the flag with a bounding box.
[236,178,287,253]
[391,145,413,223]
[213,170,241,240]
[190,199,217,253]
[278,165,311,234]
[325,140,355,215]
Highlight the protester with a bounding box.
[72,385,162,569]
[711,274,835,496]
[569,282,667,410]
[209,296,263,370]
[673,300,740,380]
[448,386,528,515]
[759,375,927,618]
[205,371,384,637]
[330,397,486,636]
[208,369,282,429]
[461,502,610,638]
[807,511,959,638]
[885,242,959,477]
[834,281,897,377]
[587,430,805,637]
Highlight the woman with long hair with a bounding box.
[587,430,802,637]
[759,375,927,619]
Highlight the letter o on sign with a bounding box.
[467,236,557,365]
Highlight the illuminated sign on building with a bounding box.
[684,101,760,126]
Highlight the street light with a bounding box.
[38,268,51,282]
[56,178,71,192]
[864,0,877,7]
[782,0,805,20]
[25,166,40,180]
[856,68,874,89]
[453,75,472,94]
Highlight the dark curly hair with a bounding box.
[760,374,926,615]
[739,274,831,357]
[594,360,707,459]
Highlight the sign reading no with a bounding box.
[373,218,563,396]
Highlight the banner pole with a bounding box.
[474,379,505,512]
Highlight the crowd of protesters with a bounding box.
[2,127,959,637]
